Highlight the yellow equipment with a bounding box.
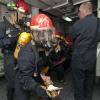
[14,32,32,59]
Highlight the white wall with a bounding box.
[97,0,100,18]
[96,0,100,77]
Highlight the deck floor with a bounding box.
[0,70,100,100]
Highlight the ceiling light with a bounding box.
[63,16,72,22]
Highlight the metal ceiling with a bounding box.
[0,0,97,19]
[0,0,96,19]
[25,0,94,19]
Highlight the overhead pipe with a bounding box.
[39,0,50,7]
[38,0,64,14]
[43,0,90,11]
[73,0,90,5]
[43,0,69,11]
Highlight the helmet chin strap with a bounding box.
[16,11,19,24]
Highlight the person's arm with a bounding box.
[17,44,37,91]
[97,18,100,42]
[69,26,76,42]
[69,20,82,43]
[0,22,11,48]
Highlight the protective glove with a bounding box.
[47,84,62,91]
[40,74,63,98]
[40,84,62,98]
[46,84,62,98]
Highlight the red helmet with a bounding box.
[31,14,54,30]
[16,1,29,14]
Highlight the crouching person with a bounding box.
[14,13,62,100]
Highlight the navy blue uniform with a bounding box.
[0,18,19,100]
[15,42,50,100]
[70,14,100,100]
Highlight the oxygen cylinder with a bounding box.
[14,32,32,59]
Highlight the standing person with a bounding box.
[0,4,19,100]
[0,1,29,100]
[49,30,66,83]
[70,2,100,100]
[14,13,62,100]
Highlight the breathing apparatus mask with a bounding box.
[30,13,58,51]
[32,29,57,51]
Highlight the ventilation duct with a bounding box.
[43,0,69,11]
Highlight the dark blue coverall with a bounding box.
[0,18,19,100]
[15,42,51,100]
[70,14,100,100]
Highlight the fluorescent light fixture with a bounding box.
[63,17,72,22]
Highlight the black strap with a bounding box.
[31,41,39,73]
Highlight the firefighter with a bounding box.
[0,1,29,100]
[0,3,19,100]
[14,13,62,100]
[49,30,66,83]
[16,0,30,30]
[63,35,72,70]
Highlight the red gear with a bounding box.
[65,35,71,45]
[16,0,24,2]
[52,30,61,38]
[52,30,65,40]
[16,1,29,14]
[31,14,54,29]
